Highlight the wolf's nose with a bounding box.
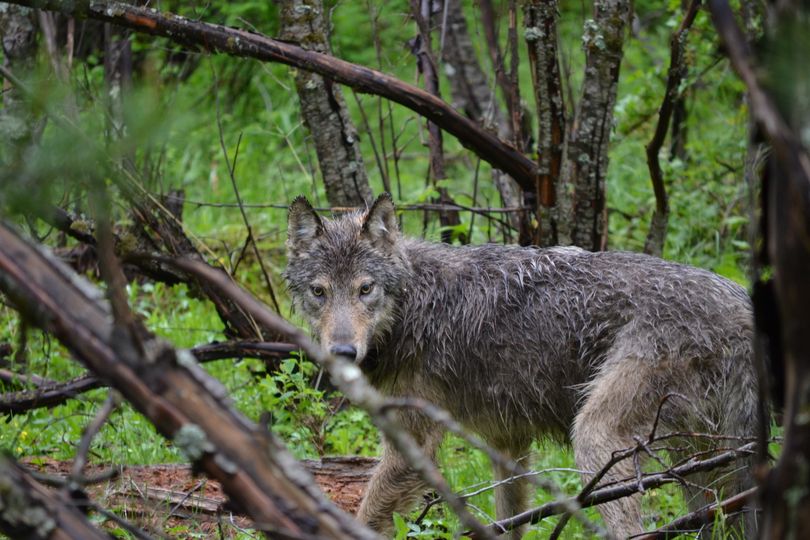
[330,344,358,360]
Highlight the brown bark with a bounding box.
[0,454,111,540]
[0,0,538,192]
[643,0,701,257]
[0,222,377,539]
[557,0,631,251]
[709,1,810,537]
[279,0,372,207]
[524,0,566,246]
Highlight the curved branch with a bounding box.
[643,0,701,257]
[6,0,537,191]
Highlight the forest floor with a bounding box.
[22,455,377,536]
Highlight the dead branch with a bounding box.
[633,486,758,539]
[643,0,701,257]
[2,0,538,192]
[0,223,376,539]
[0,340,297,414]
[0,454,111,540]
[473,442,756,537]
[0,374,104,414]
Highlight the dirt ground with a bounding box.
[22,455,377,536]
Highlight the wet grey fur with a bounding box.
[284,194,759,539]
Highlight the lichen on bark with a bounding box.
[279,0,372,207]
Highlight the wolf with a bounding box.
[284,193,759,539]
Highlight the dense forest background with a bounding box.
[0,0,807,538]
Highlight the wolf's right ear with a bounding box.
[362,193,398,250]
[287,196,323,252]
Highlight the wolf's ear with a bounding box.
[287,196,323,252]
[362,193,398,249]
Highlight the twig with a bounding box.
[0,340,298,414]
[632,486,759,539]
[69,390,120,487]
[477,442,756,536]
[214,94,281,313]
[381,397,604,537]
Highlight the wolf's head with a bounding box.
[283,193,410,368]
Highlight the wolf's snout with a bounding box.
[330,344,358,360]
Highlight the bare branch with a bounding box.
[633,486,758,539]
[643,0,701,257]
[0,340,297,413]
[474,442,756,537]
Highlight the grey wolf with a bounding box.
[284,193,758,538]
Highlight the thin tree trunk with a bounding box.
[410,0,466,244]
[279,0,372,207]
[524,0,566,247]
[441,0,525,239]
[557,0,631,250]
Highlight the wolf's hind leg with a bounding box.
[492,442,531,540]
[357,414,443,537]
[572,359,657,538]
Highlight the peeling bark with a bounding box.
[524,0,566,246]
[279,0,372,207]
[557,0,630,250]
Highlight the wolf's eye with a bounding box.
[359,282,374,295]
[311,286,325,297]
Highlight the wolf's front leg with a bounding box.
[358,418,443,536]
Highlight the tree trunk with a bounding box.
[279,0,372,207]
[441,0,526,240]
[0,3,36,157]
[709,1,810,537]
[524,0,566,247]
[557,0,630,251]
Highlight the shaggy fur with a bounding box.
[284,193,758,539]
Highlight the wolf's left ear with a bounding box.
[362,193,398,249]
[287,196,323,252]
